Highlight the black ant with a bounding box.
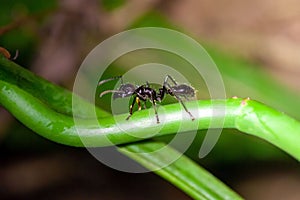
[98,75,195,123]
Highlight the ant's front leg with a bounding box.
[137,98,147,110]
[137,98,142,111]
[126,96,137,120]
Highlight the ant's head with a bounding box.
[99,76,136,99]
[112,84,136,99]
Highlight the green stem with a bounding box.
[1,79,299,160]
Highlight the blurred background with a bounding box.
[0,0,300,199]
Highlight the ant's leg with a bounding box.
[164,75,178,86]
[137,97,142,111]
[151,100,160,123]
[126,96,137,120]
[176,95,195,120]
[171,90,195,121]
[98,76,123,86]
[136,97,147,110]
[143,102,147,109]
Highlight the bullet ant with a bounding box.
[98,75,195,123]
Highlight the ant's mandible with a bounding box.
[98,75,195,123]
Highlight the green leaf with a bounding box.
[120,141,243,200]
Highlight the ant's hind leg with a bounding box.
[164,75,178,86]
[173,94,195,121]
[126,96,136,120]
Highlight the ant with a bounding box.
[98,75,196,123]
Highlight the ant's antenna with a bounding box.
[99,90,124,97]
[98,75,123,86]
